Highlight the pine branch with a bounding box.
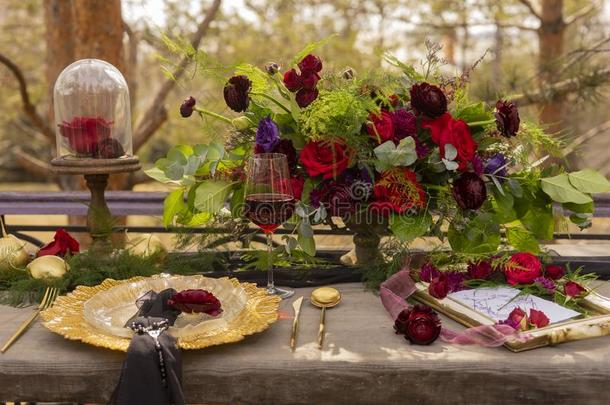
[517,0,542,20]
[132,0,222,152]
[0,53,54,140]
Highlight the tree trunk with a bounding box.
[538,0,566,134]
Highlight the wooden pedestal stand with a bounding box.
[51,156,141,252]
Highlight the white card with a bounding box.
[448,286,580,325]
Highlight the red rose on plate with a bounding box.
[529,309,550,328]
[395,305,442,345]
[300,140,353,180]
[564,281,587,298]
[367,111,394,143]
[504,253,542,285]
[467,260,493,280]
[37,228,80,258]
[421,113,477,171]
[59,116,113,156]
[167,289,223,316]
[544,264,565,280]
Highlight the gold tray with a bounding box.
[40,274,280,352]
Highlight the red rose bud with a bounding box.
[167,289,222,316]
[494,100,520,137]
[504,253,542,285]
[283,68,302,92]
[37,228,80,258]
[452,172,487,210]
[367,111,394,143]
[300,140,352,180]
[409,82,447,118]
[529,309,550,328]
[564,281,587,298]
[428,276,449,299]
[298,54,322,74]
[179,96,196,117]
[467,260,493,280]
[404,305,442,345]
[97,138,125,159]
[223,75,252,112]
[295,88,319,108]
[544,264,565,280]
[301,72,320,90]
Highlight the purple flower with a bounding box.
[535,277,556,293]
[420,263,441,282]
[445,271,465,292]
[472,154,484,175]
[391,109,417,140]
[484,153,507,177]
[414,137,429,159]
[255,117,280,152]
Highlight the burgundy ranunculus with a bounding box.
[420,262,441,282]
[298,54,323,74]
[283,69,302,92]
[58,116,113,156]
[367,111,394,143]
[180,96,196,117]
[391,109,417,141]
[97,138,125,158]
[223,75,252,112]
[167,289,223,316]
[37,228,80,258]
[429,276,449,299]
[452,172,487,210]
[564,281,587,298]
[529,309,550,328]
[410,82,447,118]
[495,100,520,137]
[295,88,319,108]
[504,253,542,285]
[544,264,565,280]
[467,260,493,280]
[399,305,442,345]
[301,72,320,90]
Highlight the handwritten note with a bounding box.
[448,287,580,324]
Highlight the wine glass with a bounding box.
[244,153,295,299]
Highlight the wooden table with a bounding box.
[1,283,610,404]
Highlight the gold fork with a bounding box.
[1,287,59,353]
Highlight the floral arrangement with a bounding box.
[149,40,610,261]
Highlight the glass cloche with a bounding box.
[53,59,132,159]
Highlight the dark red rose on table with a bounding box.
[59,116,113,156]
[37,228,80,257]
[409,82,447,118]
[544,264,565,280]
[422,113,477,171]
[452,172,487,210]
[369,168,426,214]
[223,75,252,112]
[503,253,542,285]
[298,54,323,74]
[394,305,441,345]
[300,140,353,180]
[494,100,520,138]
[467,260,494,280]
[564,281,587,298]
[283,69,302,92]
[367,111,394,143]
[167,289,222,316]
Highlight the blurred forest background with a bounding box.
[0,0,609,190]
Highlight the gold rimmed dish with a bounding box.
[40,274,281,352]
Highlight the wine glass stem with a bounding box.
[266,232,274,293]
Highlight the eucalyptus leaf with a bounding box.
[521,207,554,240]
[541,173,592,204]
[442,158,459,171]
[297,233,316,256]
[444,143,457,160]
[507,178,523,198]
[298,220,314,238]
[373,137,417,171]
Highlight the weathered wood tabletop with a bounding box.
[1,283,609,404]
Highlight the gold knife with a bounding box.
[290,296,304,351]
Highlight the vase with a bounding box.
[340,210,388,266]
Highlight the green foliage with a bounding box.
[448,213,501,254]
[388,211,432,243]
[541,173,593,204]
[505,222,540,253]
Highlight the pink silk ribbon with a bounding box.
[380,268,529,347]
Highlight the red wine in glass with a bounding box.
[244,193,296,234]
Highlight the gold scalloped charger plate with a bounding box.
[40,274,280,352]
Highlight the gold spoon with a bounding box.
[310,287,341,349]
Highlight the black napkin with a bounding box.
[109,288,185,405]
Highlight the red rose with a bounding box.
[504,253,542,285]
[428,276,449,299]
[402,305,442,345]
[529,309,550,328]
[467,260,493,280]
[421,113,477,171]
[544,264,565,280]
[366,111,394,143]
[283,69,302,92]
[564,281,587,298]
[501,307,528,330]
[37,228,80,257]
[167,289,223,316]
[295,88,319,108]
[298,54,323,74]
[300,140,352,180]
[59,116,113,156]
[301,72,320,90]
[290,176,305,200]
[370,168,426,214]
